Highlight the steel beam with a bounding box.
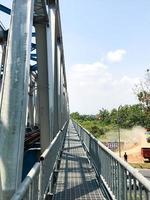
[28,74,35,127]
[34,0,48,23]
[0,4,11,15]
[35,20,54,151]
[53,10,59,137]
[57,44,61,130]
[0,0,34,199]
[60,64,63,127]
[48,6,57,138]
[34,88,39,126]
[47,7,55,140]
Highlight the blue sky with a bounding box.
[60,0,150,113]
[60,0,150,73]
[1,1,150,114]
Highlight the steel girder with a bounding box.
[0,0,69,199]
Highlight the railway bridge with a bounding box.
[0,1,150,199]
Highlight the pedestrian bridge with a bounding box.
[12,120,150,200]
[0,0,150,200]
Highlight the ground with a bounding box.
[100,126,150,164]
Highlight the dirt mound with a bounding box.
[114,126,150,163]
[121,127,150,163]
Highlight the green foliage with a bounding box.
[79,120,110,138]
[99,109,111,124]
[70,112,80,120]
[134,69,150,112]
[70,112,95,121]
[70,103,150,138]
[88,126,105,137]
[99,104,147,129]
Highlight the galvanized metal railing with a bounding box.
[72,120,150,200]
[11,121,68,200]
[39,121,68,199]
[11,163,40,200]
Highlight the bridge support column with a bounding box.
[35,20,54,152]
[0,0,34,199]
[28,74,35,127]
[47,6,58,138]
[57,44,61,130]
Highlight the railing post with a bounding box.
[39,160,44,200]
[119,165,125,200]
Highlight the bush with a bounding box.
[89,126,105,138]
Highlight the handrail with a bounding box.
[81,123,150,190]
[72,119,150,200]
[39,121,68,199]
[11,163,40,200]
[11,120,69,200]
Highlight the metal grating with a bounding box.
[53,122,106,200]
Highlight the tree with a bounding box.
[110,108,118,124]
[99,108,110,124]
[134,69,150,111]
[70,112,80,120]
[134,70,150,128]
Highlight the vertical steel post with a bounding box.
[34,88,39,126]
[54,50,59,136]
[47,7,55,141]
[35,23,52,152]
[57,44,61,130]
[28,73,34,127]
[60,65,63,127]
[50,7,59,137]
[35,3,56,151]
[0,0,34,199]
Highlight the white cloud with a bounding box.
[106,49,126,63]
[68,62,110,86]
[67,60,139,114]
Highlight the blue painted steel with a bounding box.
[32,32,36,37]
[30,64,38,71]
[22,148,40,180]
[0,4,11,15]
[30,53,37,61]
[31,43,36,51]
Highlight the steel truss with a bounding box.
[0,0,69,199]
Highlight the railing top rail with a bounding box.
[40,130,61,161]
[11,162,40,200]
[40,121,68,161]
[72,119,150,192]
[11,120,68,199]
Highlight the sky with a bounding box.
[1,0,150,114]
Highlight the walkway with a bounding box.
[53,122,106,200]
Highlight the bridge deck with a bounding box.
[53,122,106,200]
